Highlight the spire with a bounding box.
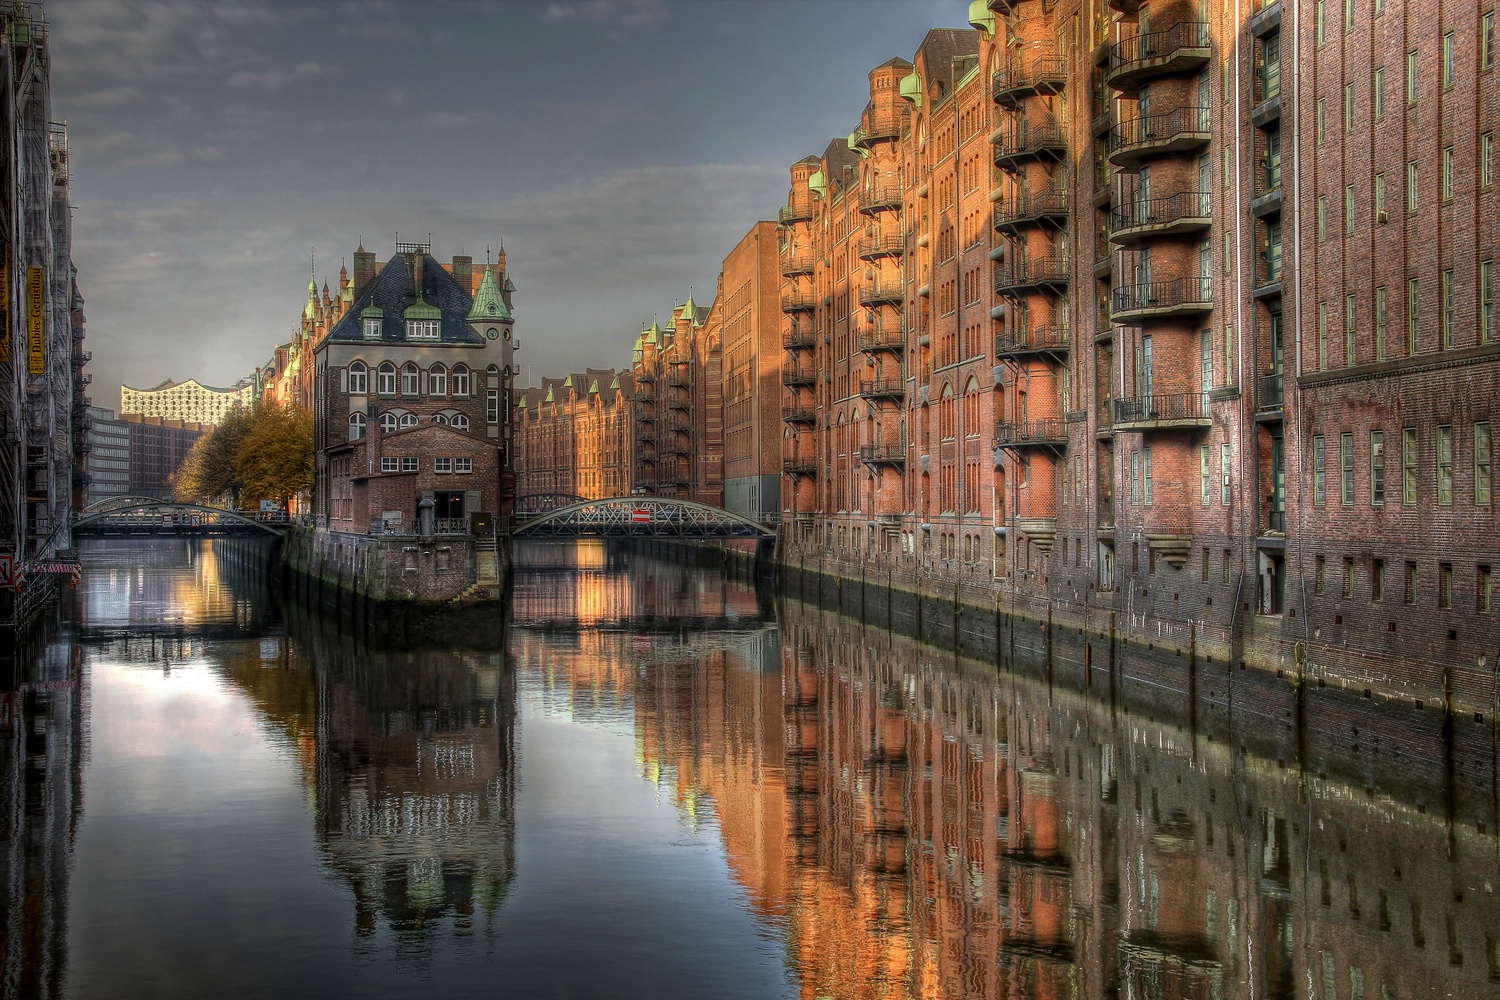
[467,264,512,323]
[304,252,318,321]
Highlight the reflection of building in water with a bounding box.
[295,621,517,948]
[0,634,84,999]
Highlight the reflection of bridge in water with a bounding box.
[74,496,287,537]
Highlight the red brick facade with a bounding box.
[514,369,633,501]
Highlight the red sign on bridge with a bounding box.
[631,508,652,524]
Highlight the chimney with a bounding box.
[410,249,424,301]
[451,255,472,294]
[352,246,376,298]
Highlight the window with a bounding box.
[407,319,439,340]
[452,413,471,432]
[1371,430,1385,504]
[379,412,397,433]
[381,457,399,473]
[1314,435,1326,504]
[399,413,418,428]
[363,317,381,340]
[429,364,447,396]
[1341,432,1355,505]
[1437,424,1453,505]
[1483,261,1495,342]
[348,361,367,395]
[1143,447,1153,506]
[1477,421,1492,505]
[1344,0,1354,28]
[1318,196,1327,242]
[1440,563,1454,608]
[1407,159,1418,212]
[1403,427,1418,504]
[348,412,366,440]
[1442,269,1455,348]
[377,362,397,395]
[401,457,418,472]
[1373,67,1385,117]
[1344,83,1355,132]
[1265,125,1282,188]
[1407,277,1420,353]
[1316,0,1325,43]
[1443,32,1455,89]
[486,389,500,424]
[1346,294,1357,366]
[1442,146,1454,201]
[1201,446,1212,506]
[1262,32,1282,100]
[1375,286,1387,359]
[1486,132,1497,188]
[402,363,420,395]
[1317,98,1326,144]
[435,458,452,473]
[452,365,470,396]
[1221,442,1232,505]
[1480,565,1493,613]
[1345,184,1355,232]
[1373,559,1386,601]
[1131,450,1141,505]
[455,458,474,473]
[1407,49,1419,104]
[1375,171,1386,219]
[1486,12,1497,71]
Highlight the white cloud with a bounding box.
[225,60,336,92]
[539,0,668,27]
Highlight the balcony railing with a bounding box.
[859,443,906,465]
[995,324,1071,357]
[1109,191,1211,245]
[667,373,691,389]
[783,457,817,476]
[1106,21,1211,91]
[782,406,817,424]
[857,377,905,400]
[1265,508,1286,533]
[1108,106,1210,168]
[860,108,905,142]
[782,289,817,312]
[992,117,1067,170]
[860,184,903,214]
[1111,276,1213,320]
[783,325,816,350]
[782,365,817,387]
[994,419,1069,447]
[995,254,1070,296]
[1258,372,1284,411]
[780,251,815,276]
[1112,391,1209,427]
[992,188,1069,234]
[857,231,905,260]
[778,202,813,225]
[634,370,656,383]
[858,280,906,307]
[858,321,907,353]
[992,45,1066,107]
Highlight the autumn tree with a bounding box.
[235,404,314,510]
[171,403,253,505]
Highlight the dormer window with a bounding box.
[363,317,381,339]
[407,319,439,340]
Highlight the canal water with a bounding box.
[2,538,1496,998]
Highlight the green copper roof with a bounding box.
[467,266,513,323]
[644,322,661,346]
[589,379,600,394]
[359,300,384,319]
[404,296,441,320]
[545,387,555,402]
[503,275,517,294]
[303,275,318,320]
[808,170,826,197]
[610,375,621,390]
[680,294,696,324]
[563,374,573,388]
[899,71,922,105]
[967,1,995,33]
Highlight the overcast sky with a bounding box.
[49,0,974,408]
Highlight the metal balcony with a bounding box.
[782,365,817,387]
[858,280,906,307]
[995,254,1070,297]
[992,188,1069,235]
[778,202,813,225]
[783,457,817,476]
[1109,107,1210,169]
[992,46,1066,108]
[782,406,817,425]
[782,288,817,313]
[635,370,657,384]
[780,251,815,277]
[857,231,905,260]
[1109,191,1211,246]
[857,377,905,401]
[783,325,816,350]
[995,324,1071,359]
[1106,21,1211,91]
[1111,391,1211,430]
[993,117,1067,171]
[1111,276,1213,322]
[858,321,907,354]
[994,419,1069,449]
[859,443,906,466]
[859,108,904,143]
[1257,372,1284,413]
[859,185,903,214]
[667,374,691,389]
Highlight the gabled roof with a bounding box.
[323,252,484,347]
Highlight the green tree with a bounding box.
[235,404,314,509]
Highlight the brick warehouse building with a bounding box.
[514,368,634,501]
[767,0,1500,713]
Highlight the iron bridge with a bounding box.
[514,497,775,540]
[513,492,589,519]
[74,497,287,538]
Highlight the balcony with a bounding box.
[857,377,905,401]
[783,457,817,477]
[994,254,1070,297]
[634,370,656,384]
[859,184,903,214]
[782,365,817,387]
[778,202,813,225]
[857,231,905,260]
[1107,0,1139,13]
[859,443,906,466]
[1109,191,1211,246]
[1112,391,1211,430]
[992,188,1069,235]
[1106,21,1211,91]
[858,321,907,354]
[858,108,905,144]
[780,250,815,277]
[992,117,1067,171]
[782,406,817,425]
[783,324,816,350]
[995,419,1069,449]
[782,288,817,313]
[1257,372,1284,414]
[1111,276,1213,322]
[1108,107,1210,170]
[992,45,1066,108]
[995,324,1071,359]
[858,280,906,307]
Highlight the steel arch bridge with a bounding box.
[513,497,775,540]
[74,500,286,538]
[514,492,589,519]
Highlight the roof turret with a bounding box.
[467,266,513,322]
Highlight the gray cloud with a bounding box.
[539,0,669,26]
[225,60,336,92]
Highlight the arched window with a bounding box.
[451,413,471,432]
[434,413,450,425]
[940,383,955,440]
[429,364,447,396]
[402,363,420,395]
[376,362,397,395]
[451,365,471,396]
[379,412,397,433]
[348,361,367,395]
[348,412,366,440]
[399,412,418,428]
[964,376,981,437]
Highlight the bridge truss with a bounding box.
[73,500,285,538]
[514,497,774,540]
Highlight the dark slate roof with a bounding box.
[325,253,484,346]
[916,28,980,95]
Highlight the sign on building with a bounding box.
[27,265,44,375]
